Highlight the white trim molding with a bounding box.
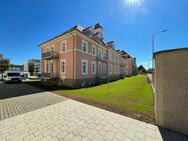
[60,59,66,74]
[92,45,97,56]
[91,61,96,74]
[61,40,66,53]
[81,39,88,53]
[81,59,88,75]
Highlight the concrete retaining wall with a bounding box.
[154,48,188,135]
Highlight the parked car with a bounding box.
[3,71,22,83]
[0,73,3,81]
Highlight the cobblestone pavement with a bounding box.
[0,94,187,141]
[0,92,67,120]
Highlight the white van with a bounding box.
[3,71,22,83]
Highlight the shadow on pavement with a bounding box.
[0,82,45,99]
[158,123,188,141]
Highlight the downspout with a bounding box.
[72,33,76,88]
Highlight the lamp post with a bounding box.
[152,30,168,69]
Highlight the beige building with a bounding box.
[154,48,188,136]
[39,23,136,87]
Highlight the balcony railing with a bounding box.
[97,55,108,61]
[42,72,59,78]
[42,51,59,59]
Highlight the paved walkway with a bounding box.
[0,92,187,141]
[0,92,67,120]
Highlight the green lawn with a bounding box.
[24,75,154,118]
[61,75,154,115]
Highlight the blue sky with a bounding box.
[0,0,188,68]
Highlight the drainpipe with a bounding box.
[72,33,76,88]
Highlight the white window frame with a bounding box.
[104,63,106,73]
[60,60,66,74]
[61,40,66,53]
[103,50,106,57]
[81,59,88,74]
[46,47,50,52]
[98,62,102,73]
[50,46,55,51]
[82,40,88,53]
[109,64,112,74]
[98,48,102,57]
[92,45,96,56]
[91,61,96,74]
[109,51,112,61]
[114,54,116,62]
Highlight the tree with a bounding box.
[28,63,34,75]
[137,65,146,74]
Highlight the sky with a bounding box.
[0,0,188,68]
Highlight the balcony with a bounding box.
[42,51,59,59]
[42,72,59,79]
[97,55,108,62]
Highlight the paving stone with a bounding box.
[0,91,187,141]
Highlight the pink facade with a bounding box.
[39,24,136,87]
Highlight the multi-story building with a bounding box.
[39,23,136,87]
[118,50,137,76]
[9,64,24,71]
[24,59,41,75]
[0,54,10,73]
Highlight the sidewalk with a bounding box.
[0,93,187,141]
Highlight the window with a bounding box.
[51,46,55,51]
[114,66,116,73]
[103,50,106,57]
[109,51,112,61]
[91,62,96,74]
[61,41,66,52]
[82,60,88,74]
[46,47,50,52]
[117,56,119,63]
[98,48,102,57]
[104,63,106,73]
[98,62,102,73]
[109,65,112,74]
[92,45,96,56]
[82,40,88,52]
[114,54,116,62]
[61,60,66,74]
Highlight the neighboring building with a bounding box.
[0,54,10,73]
[118,50,137,76]
[39,23,136,87]
[24,59,41,75]
[9,64,24,71]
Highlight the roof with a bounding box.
[38,25,80,46]
[83,26,93,32]
[38,23,133,57]
[94,23,103,29]
[38,24,108,48]
[154,47,188,58]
